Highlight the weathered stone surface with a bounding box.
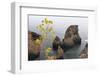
[28,31,42,60]
[52,36,64,59]
[79,43,88,58]
[53,36,62,51]
[62,25,81,51]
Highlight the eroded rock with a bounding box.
[62,25,81,51]
[28,31,42,60]
[52,36,64,59]
[79,43,88,58]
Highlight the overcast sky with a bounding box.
[28,15,88,41]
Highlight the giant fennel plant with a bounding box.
[36,18,56,59]
[36,18,56,41]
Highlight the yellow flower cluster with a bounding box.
[46,47,52,53]
[42,18,53,24]
[35,39,42,45]
[36,18,56,41]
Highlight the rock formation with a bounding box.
[79,43,88,58]
[28,31,42,60]
[52,36,64,59]
[62,25,81,52]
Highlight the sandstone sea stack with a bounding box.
[79,43,88,58]
[62,25,81,52]
[28,31,42,60]
[52,36,64,59]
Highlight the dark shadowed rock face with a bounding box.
[53,36,62,51]
[28,31,41,60]
[52,36,64,59]
[62,25,81,52]
[79,43,88,58]
[30,31,41,40]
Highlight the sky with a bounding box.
[28,15,88,41]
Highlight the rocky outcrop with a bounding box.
[79,43,88,58]
[53,36,62,51]
[52,36,64,59]
[28,31,42,60]
[62,25,81,52]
